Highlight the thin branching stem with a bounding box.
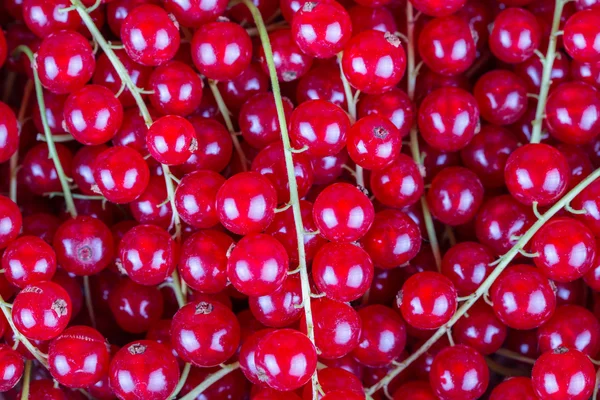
[179,362,240,400]
[170,363,191,399]
[366,166,600,395]
[21,360,32,400]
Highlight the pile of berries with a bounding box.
[2,0,600,398]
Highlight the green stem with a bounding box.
[530,0,566,144]
[20,360,32,400]
[241,1,318,398]
[179,362,240,400]
[170,363,191,399]
[207,80,248,171]
[366,166,600,396]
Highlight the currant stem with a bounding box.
[9,79,33,204]
[404,1,441,271]
[21,360,32,400]
[241,1,318,398]
[529,0,566,144]
[366,166,600,396]
[179,362,240,400]
[170,362,191,399]
[207,79,248,171]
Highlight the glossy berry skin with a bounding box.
[429,345,489,400]
[240,93,294,149]
[296,61,346,107]
[12,281,72,340]
[418,16,476,76]
[410,0,466,17]
[109,340,179,400]
[22,0,81,38]
[418,87,479,152]
[255,329,317,391]
[36,31,95,94]
[121,5,180,66]
[564,10,600,62]
[108,279,164,334]
[357,88,414,137]
[397,272,457,330]
[291,1,352,59]
[227,234,288,296]
[489,8,541,64]
[53,216,114,276]
[545,82,600,144]
[146,115,196,165]
[2,236,56,289]
[217,63,269,114]
[474,70,528,125]
[312,242,373,302]
[192,21,252,81]
[93,146,150,204]
[289,100,350,156]
[63,85,124,146]
[305,298,361,359]
[475,195,535,255]
[129,176,173,228]
[171,301,240,367]
[0,102,19,163]
[532,348,595,400]
[178,230,233,294]
[453,302,507,355]
[118,225,177,286]
[174,170,225,229]
[0,195,21,249]
[148,61,203,116]
[313,183,374,242]
[352,305,406,367]
[21,143,73,195]
[505,143,570,206]
[163,0,227,27]
[341,30,406,94]
[216,172,277,235]
[489,265,556,330]
[0,345,23,392]
[489,377,537,400]
[531,217,596,282]
[48,326,110,388]
[427,167,484,226]
[370,154,424,209]
[361,209,421,269]
[302,367,363,400]
[460,125,519,188]
[259,29,313,82]
[441,242,495,296]
[249,274,303,328]
[179,116,233,173]
[240,329,274,384]
[538,305,600,357]
[72,145,108,196]
[346,115,401,170]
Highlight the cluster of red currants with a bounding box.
[2,0,600,399]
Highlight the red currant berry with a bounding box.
[303,367,363,399]
[239,93,294,150]
[174,170,225,229]
[217,63,270,114]
[171,300,240,367]
[163,0,227,28]
[48,326,110,388]
[473,70,528,125]
[22,0,81,38]
[411,0,466,17]
[109,278,164,334]
[531,347,595,400]
[289,99,350,157]
[121,4,180,66]
[0,102,19,163]
[453,301,507,355]
[227,233,288,296]
[21,143,73,195]
[0,345,23,392]
[129,176,173,228]
[72,145,108,196]
[538,305,600,356]
[418,16,476,76]
[392,381,437,400]
[515,50,571,92]
[216,172,277,235]
[341,30,406,94]
[63,85,124,146]
[296,61,347,108]
[489,265,556,330]
[429,345,489,400]
[351,305,406,367]
[346,115,401,170]
[370,154,424,209]
[2,236,56,289]
[146,115,196,165]
[572,178,600,236]
[357,88,414,137]
[259,29,314,82]
[192,21,252,81]
[313,182,374,242]
[255,329,317,391]
[12,281,72,340]
[249,274,303,328]
[53,216,114,276]
[148,61,203,117]
[109,340,180,400]
[489,8,541,64]
[505,143,570,206]
[397,271,457,330]
[36,30,95,94]
[312,242,373,302]
[291,0,352,59]
[178,117,233,173]
[564,9,600,62]
[490,377,537,400]
[441,242,495,296]
[240,329,274,384]
[93,146,150,204]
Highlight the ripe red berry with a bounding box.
[410,0,466,17]
[2,235,57,288]
[163,0,228,28]
[489,8,541,64]
[0,344,23,392]
[441,242,495,296]
[453,301,507,355]
[259,29,314,82]
[370,154,424,209]
[564,9,600,62]
[147,61,204,116]
[429,345,489,400]
[0,102,19,163]
[346,115,402,170]
[146,115,197,165]
[175,170,225,229]
[249,274,303,328]
[108,278,164,334]
[490,377,537,400]
[93,146,150,204]
[473,70,528,125]
[537,305,600,356]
